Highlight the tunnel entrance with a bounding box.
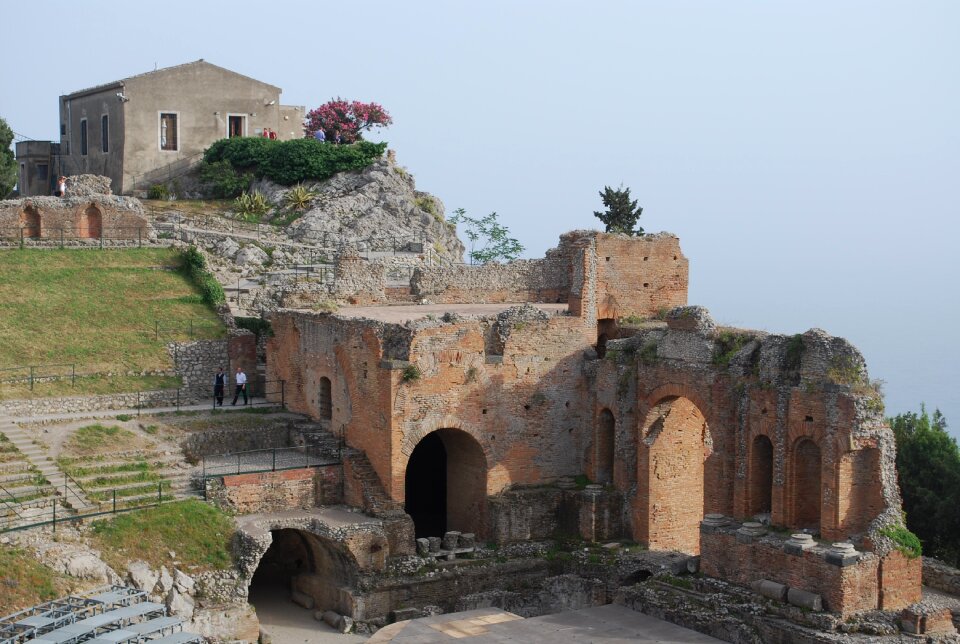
[405,428,487,539]
[248,528,359,620]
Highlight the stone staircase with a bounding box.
[0,419,94,522]
[342,449,404,517]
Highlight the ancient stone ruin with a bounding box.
[239,228,927,632]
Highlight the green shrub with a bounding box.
[784,334,805,370]
[284,184,316,210]
[234,191,270,221]
[203,138,387,186]
[147,184,169,200]
[713,330,754,368]
[199,160,252,198]
[402,364,421,382]
[879,524,922,559]
[235,316,273,338]
[179,246,225,307]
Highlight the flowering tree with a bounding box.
[304,99,392,143]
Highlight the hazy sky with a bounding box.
[3,1,958,436]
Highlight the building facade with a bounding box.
[18,60,304,196]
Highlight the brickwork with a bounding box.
[208,467,321,513]
[265,229,920,615]
[0,195,149,240]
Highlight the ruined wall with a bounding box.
[0,195,149,240]
[206,466,340,513]
[411,258,570,304]
[593,232,688,319]
[700,529,880,615]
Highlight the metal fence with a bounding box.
[151,319,225,341]
[0,363,77,391]
[0,226,156,248]
[200,446,338,480]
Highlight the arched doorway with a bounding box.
[77,204,102,239]
[749,434,774,516]
[641,396,715,554]
[249,528,358,617]
[405,428,487,539]
[596,409,615,485]
[595,318,617,358]
[792,439,822,530]
[318,377,332,420]
[19,205,41,238]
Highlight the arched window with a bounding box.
[318,377,332,420]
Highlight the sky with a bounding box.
[3,1,958,436]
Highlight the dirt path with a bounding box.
[250,582,368,643]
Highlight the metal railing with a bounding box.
[0,363,76,390]
[152,319,226,341]
[0,482,169,534]
[0,226,154,248]
[200,446,337,480]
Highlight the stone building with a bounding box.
[17,60,304,196]
[264,230,921,618]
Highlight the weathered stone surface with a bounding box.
[291,589,315,609]
[166,587,195,620]
[235,244,269,267]
[65,174,113,196]
[787,587,823,611]
[127,560,159,593]
[416,538,430,556]
[751,579,788,602]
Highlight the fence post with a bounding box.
[190,320,193,339]
[71,364,75,387]
[60,228,64,249]
[158,482,162,504]
[237,453,241,475]
[272,449,276,472]
[100,232,103,250]
[113,489,116,514]
[155,320,159,340]
[137,391,141,418]
[29,365,34,391]
[19,227,23,248]
[176,388,180,411]
[138,227,142,248]
[281,380,285,408]
[52,498,56,533]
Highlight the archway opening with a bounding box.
[78,204,102,239]
[596,409,615,484]
[595,318,617,358]
[19,206,41,238]
[793,439,822,530]
[248,528,357,618]
[642,396,713,554]
[318,376,332,420]
[749,435,774,517]
[405,428,487,539]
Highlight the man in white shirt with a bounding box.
[231,367,248,406]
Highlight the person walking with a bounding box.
[55,176,67,197]
[231,366,248,406]
[214,367,226,407]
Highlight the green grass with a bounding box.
[0,374,181,401]
[90,499,235,572]
[0,546,65,615]
[87,480,170,501]
[0,249,226,384]
[67,424,135,454]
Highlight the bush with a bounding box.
[880,524,923,559]
[202,138,387,186]
[179,246,225,307]
[147,184,169,200]
[199,160,252,198]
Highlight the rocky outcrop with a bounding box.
[253,153,464,260]
[66,174,113,197]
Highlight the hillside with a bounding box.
[0,248,225,398]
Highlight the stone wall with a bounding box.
[923,557,960,595]
[0,195,150,240]
[699,525,921,615]
[206,466,339,514]
[593,232,688,319]
[168,339,228,398]
[411,258,569,304]
[0,389,181,416]
[180,423,293,461]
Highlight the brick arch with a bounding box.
[637,394,718,555]
[19,204,42,238]
[788,436,823,531]
[642,383,713,435]
[403,426,488,538]
[76,203,103,239]
[400,417,489,459]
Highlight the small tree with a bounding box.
[448,208,524,264]
[593,185,644,235]
[0,118,17,198]
[304,99,392,143]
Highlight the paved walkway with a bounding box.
[2,398,278,425]
[250,582,368,644]
[370,605,724,643]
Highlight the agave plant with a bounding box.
[234,191,270,220]
[285,184,315,211]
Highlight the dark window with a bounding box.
[60,123,66,136]
[101,115,109,153]
[80,119,88,156]
[160,113,178,151]
[36,164,49,181]
[318,377,332,420]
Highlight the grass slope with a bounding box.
[0,249,225,397]
[0,546,67,615]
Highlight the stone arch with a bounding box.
[247,527,365,616]
[19,204,41,238]
[748,434,774,516]
[318,376,332,420]
[639,395,716,554]
[77,203,102,239]
[791,438,822,531]
[596,408,615,485]
[404,428,487,539]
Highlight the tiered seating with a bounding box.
[0,585,201,644]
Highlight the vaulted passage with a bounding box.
[749,434,774,516]
[249,528,358,617]
[640,396,715,555]
[405,429,487,539]
[793,439,822,530]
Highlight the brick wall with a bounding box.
[0,195,149,240]
[207,467,336,514]
[411,258,569,304]
[593,232,688,319]
[700,530,880,615]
